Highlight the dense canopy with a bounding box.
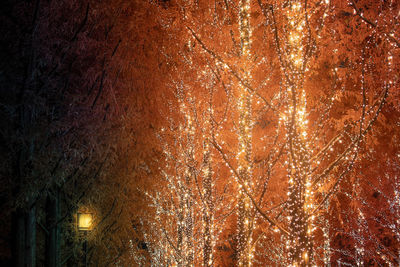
[0,0,399,266]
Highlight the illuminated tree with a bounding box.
[140,80,232,266]
[150,0,398,266]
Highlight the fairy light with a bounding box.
[282,1,315,265]
[146,87,214,266]
[352,177,365,267]
[392,175,400,262]
[236,0,254,266]
[322,198,331,265]
[139,0,394,265]
[201,88,216,267]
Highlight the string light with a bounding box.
[140,0,393,265]
[236,0,254,266]
[280,1,315,265]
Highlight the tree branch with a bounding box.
[210,139,290,235]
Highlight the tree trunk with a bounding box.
[236,0,253,265]
[184,197,194,266]
[13,209,26,267]
[202,144,214,267]
[25,203,36,267]
[285,2,313,265]
[177,201,184,267]
[288,176,310,265]
[46,189,60,267]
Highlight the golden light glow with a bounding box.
[78,213,93,231]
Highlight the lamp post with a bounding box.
[77,212,93,267]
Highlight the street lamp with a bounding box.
[77,213,93,231]
[77,212,93,267]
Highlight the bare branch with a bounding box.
[312,85,389,187]
[187,26,278,113]
[210,138,290,235]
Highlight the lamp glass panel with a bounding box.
[78,213,92,230]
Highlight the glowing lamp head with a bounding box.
[77,213,93,231]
